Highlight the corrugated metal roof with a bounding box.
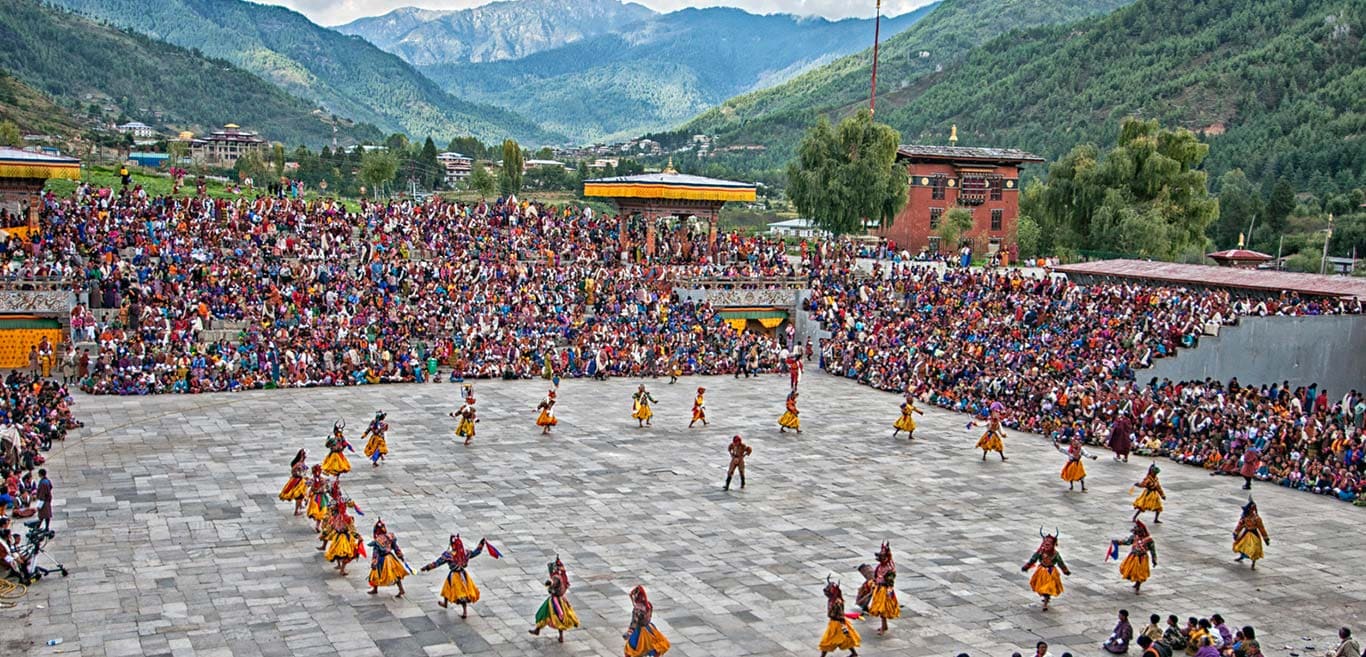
[897,145,1044,163]
[1054,259,1366,299]
[0,147,79,164]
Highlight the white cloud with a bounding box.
[256,0,937,27]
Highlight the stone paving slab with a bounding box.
[2,372,1362,656]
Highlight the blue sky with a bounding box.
[260,0,938,26]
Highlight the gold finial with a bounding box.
[949,124,958,146]
[1238,232,1245,248]
[663,157,677,175]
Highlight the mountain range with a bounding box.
[336,0,656,66]
[681,0,1136,167]
[0,0,380,148]
[683,0,1363,195]
[45,0,561,144]
[417,5,937,142]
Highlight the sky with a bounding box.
[258,0,938,27]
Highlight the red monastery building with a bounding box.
[879,132,1042,258]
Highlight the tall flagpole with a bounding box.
[870,0,882,115]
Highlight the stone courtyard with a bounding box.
[3,372,1362,656]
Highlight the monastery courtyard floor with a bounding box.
[3,372,1362,657]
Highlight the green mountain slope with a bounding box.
[46,0,561,144]
[873,0,1365,195]
[420,5,935,143]
[0,68,86,142]
[337,0,657,66]
[0,1,379,148]
[681,0,1133,167]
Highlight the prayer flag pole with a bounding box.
[870,0,882,115]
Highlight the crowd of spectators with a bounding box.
[21,185,797,394]
[807,260,1366,504]
[0,371,77,582]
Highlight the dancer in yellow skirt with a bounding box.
[689,387,708,428]
[452,395,478,446]
[975,414,1007,461]
[322,485,364,576]
[1057,438,1097,492]
[367,519,408,598]
[278,449,309,515]
[1131,464,1167,523]
[779,391,802,434]
[1232,497,1270,569]
[867,542,899,635]
[529,556,579,643]
[321,420,353,476]
[892,394,924,440]
[421,535,501,618]
[632,385,657,428]
[361,411,389,468]
[819,577,860,657]
[304,464,328,531]
[1108,520,1157,594]
[536,390,558,435]
[1021,529,1071,611]
[623,585,671,657]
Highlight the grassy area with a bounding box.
[42,165,362,211]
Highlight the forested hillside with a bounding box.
[46,0,561,144]
[0,1,380,148]
[680,0,1133,168]
[421,6,935,143]
[0,69,86,141]
[873,0,1365,195]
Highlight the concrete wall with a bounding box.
[1145,315,1366,394]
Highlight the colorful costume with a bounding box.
[304,465,328,525]
[321,421,352,476]
[632,386,657,427]
[1232,498,1270,568]
[362,411,389,466]
[1021,529,1070,610]
[1109,520,1157,593]
[689,387,707,428]
[867,543,899,632]
[536,391,558,434]
[454,397,477,445]
[623,585,670,657]
[1132,464,1166,521]
[818,577,861,656]
[892,396,924,439]
[778,392,802,433]
[322,490,364,573]
[976,417,1006,460]
[1058,439,1093,490]
[422,535,500,615]
[368,519,408,596]
[724,435,752,491]
[278,449,309,510]
[531,557,579,640]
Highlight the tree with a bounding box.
[359,149,398,198]
[167,139,188,168]
[1031,118,1218,260]
[383,133,410,152]
[418,136,440,189]
[467,160,496,197]
[786,109,907,235]
[1212,169,1264,250]
[272,143,286,180]
[1016,215,1041,259]
[500,139,524,195]
[0,120,21,148]
[939,208,974,254]
[1264,179,1296,240]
